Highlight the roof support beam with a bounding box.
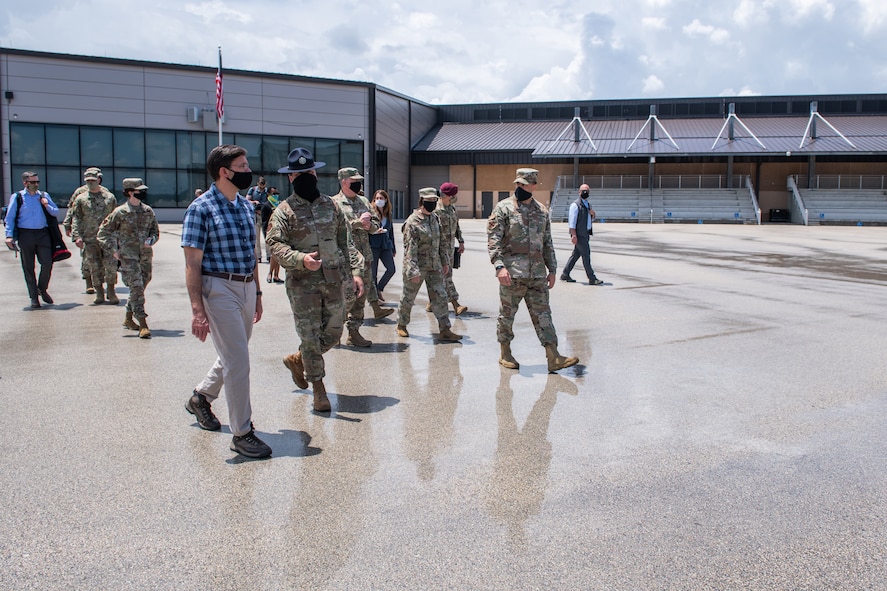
[711,103,766,150]
[628,106,680,152]
[800,101,856,149]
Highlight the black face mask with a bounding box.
[515,186,533,201]
[292,173,320,202]
[580,190,589,199]
[421,199,437,213]
[349,181,362,194]
[132,191,146,201]
[229,170,253,191]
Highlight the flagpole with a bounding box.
[216,46,223,146]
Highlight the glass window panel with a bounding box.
[233,134,262,170]
[262,137,289,174]
[178,170,208,207]
[81,127,113,167]
[45,125,80,166]
[10,166,46,194]
[341,141,363,171]
[177,131,206,170]
[46,167,82,206]
[206,134,235,158]
[113,128,145,168]
[10,123,46,166]
[290,137,315,155]
[315,139,340,172]
[146,130,176,168]
[145,170,176,208]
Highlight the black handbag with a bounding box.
[452,247,461,269]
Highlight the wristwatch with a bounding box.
[255,290,263,296]
[495,264,504,271]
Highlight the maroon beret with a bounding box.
[440,182,459,196]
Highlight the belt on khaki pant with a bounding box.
[202,271,254,283]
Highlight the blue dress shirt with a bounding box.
[5,190,59,237]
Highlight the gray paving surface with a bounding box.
[1,220,885,590]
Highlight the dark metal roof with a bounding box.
[413,115,887,157]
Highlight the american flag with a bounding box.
[215,48,224,120]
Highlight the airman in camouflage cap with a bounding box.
[337,167,364,181]
[122,178,148,191]
[488,165,578,373]
[418,187,440,200]
[513,168,539,185]
[67,166,117,300]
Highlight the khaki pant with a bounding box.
[194,276,257,437]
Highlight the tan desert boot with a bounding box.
[499,342,520,369]
[283,352,309,389]
[545,344,578,373]
[312,380,331,412]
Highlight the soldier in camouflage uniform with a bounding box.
[64,167,111,294]
[69,168,119,305]
[433,181,468,315]
[395,187,463,342]
[267,149,365,412]
[487,168,578,373]
[97,178,159,339]
[332,167,394,348]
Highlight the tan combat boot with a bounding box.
[346,328,372,347]
[451,300,468,315]
[123,310,140,330]
[425,302,433,312]
[371,300,394,320]
[396,324,409,337]
[499,342,520,369]
[92,285,105,305]
[545,344,578,373]
[438,327,463,342]
[106,284,119,305]
[312,380,331,412]
[283,352,309,389]
[138,318,152,339]
[85,276,95,294]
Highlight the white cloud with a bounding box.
[682,18,731,44]
[0,0,885,103]
[642,17,667,30]
[642,74,665,94]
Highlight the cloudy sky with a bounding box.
[2,0,885,104]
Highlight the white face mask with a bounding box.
[375,199,386,209]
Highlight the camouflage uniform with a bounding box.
[69,186,118,289]
[97,200,159,321]
[66,175,114,287]
[332,188,381,330]
[435,201,462,300]
[397,205,452,331]
[487,191,559,347]
[266,193,363,382]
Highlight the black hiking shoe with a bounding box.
[230,426,272,459]
[185,390,221,431]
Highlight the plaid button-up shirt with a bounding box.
[181,184,257,275]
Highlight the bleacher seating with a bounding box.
[798,189,887,225]
[551,188,757,224]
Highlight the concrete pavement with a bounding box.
[1,220,885,590]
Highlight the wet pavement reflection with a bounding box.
[1,222,885,589]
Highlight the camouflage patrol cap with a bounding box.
[83,167,102,180]
[418,187,440,199]
[337,167,364,181]
[122,178,148,190]
[514,168,539,185]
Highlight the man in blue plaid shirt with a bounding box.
[181,144,271,459]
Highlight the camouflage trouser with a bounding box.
[83,240,117,286]
[497,277,557,347]
[343,265,370,331]
[397,269,451,330]
[288,276,345,382]
[120,255,153,320]
[443,264,459,301]
[80,249,89,280]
